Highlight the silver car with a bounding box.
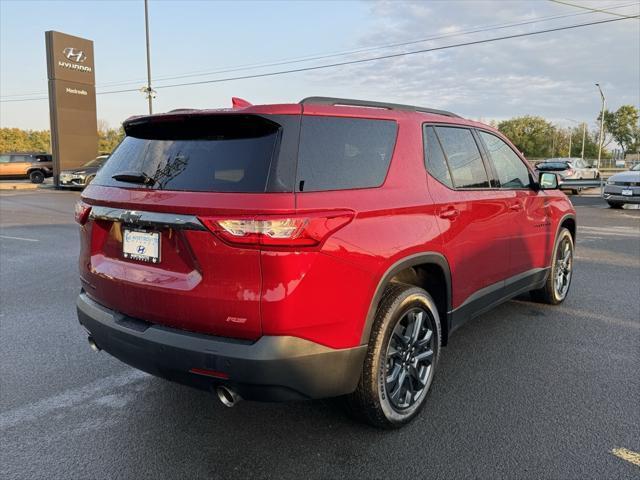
[535,158,601,194]
[603,163,640,208]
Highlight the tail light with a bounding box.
[200,211,354,248]
[74,201,92,225]
[566,168,575,177]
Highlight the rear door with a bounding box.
[477,130,552,276]
[8,155,31,175]
[80,113,300,340]
[424,125,513,309]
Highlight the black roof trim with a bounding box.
[300,97,461,118]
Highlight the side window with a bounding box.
[296,116,397,192]
[434,127,489,188]
[10,155,30,163]
[423,126,453,188]
[0,155,10,163]
[478,131,530,189]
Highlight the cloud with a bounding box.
[310,0,640,125]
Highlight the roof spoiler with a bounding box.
[232,97,253,109]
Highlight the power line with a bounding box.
[108,15,640,93]
[2,1,638,100]
[549,0,640,18]
[1,14,637,104]
[88,0,640,88]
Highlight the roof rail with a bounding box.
[299,96,461,118]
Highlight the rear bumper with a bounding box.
[76,293,367,401]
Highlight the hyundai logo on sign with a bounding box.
[137,245,146,255]
[62,47,86,63]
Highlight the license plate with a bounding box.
[621,189,633,196]
[123,229,160,263]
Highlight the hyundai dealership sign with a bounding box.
[45,31,98,185]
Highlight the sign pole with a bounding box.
[144,0,153,114]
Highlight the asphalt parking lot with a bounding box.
[0,189,638,479]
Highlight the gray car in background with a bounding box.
[604,163,640,208]
[535,157,600,194]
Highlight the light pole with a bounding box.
[595,83,606,169]
[144,0,153,114]
[565,118,586,160]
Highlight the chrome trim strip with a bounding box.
[89,206,207,231]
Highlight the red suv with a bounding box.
[76,97,576,428]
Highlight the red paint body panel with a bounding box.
[79,101,576,350]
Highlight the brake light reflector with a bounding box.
[74,201,92,225]
[200,211,353,248]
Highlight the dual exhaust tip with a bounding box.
[87,336,242,407]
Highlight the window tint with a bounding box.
[434,127,489,188]
[478,131,530,189]
[94,114,298,193]
[296,116,397,191]
[423,126,453,188]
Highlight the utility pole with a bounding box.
[568,128,572,158]
[144,0,153,114]
[581,122,586,160]
[596,83,605,169]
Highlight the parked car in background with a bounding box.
[535,158,600,194]
[603,163,640,208]
[75,97,576,428]
[59,155,110,189]
[0,152,53,183]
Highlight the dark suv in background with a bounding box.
[75,97,576,428]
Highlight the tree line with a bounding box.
[0,121,125,155]
[495,105,639,159]
[1,105,637,160]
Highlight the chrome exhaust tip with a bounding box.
[88,336,101,352]
[216,386,241,407]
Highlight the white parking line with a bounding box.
[0,234,39,242]
[612,447,640,467]
[0,369,149,430]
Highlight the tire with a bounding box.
[29,170,45,184]
[347,283,441,428]
[530,228,574,305]
[607,201,623,209]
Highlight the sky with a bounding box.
[1,0,639,132]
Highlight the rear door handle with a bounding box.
[439,206,460,220]
[509,202,523,212]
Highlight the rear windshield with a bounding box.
[536,162,569,171]
[93,114,299,193]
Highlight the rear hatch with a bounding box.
[79,110,300,340]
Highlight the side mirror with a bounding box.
[539,172,558,190]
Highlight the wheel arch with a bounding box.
[361,252,452,347]
[560,214,576,242]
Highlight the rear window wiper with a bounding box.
[111,171,156,186]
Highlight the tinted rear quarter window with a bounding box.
[434,127,489,188]
[296,116,397,192]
